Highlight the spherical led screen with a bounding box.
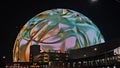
[13,9,105,62]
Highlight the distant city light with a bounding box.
[3,56,6,59]
[91,0,98,2]
[113,66,116,68]
[84,54,87,57]
[90,0,98,4]
[114,47,120,55]
[94,48,97,51]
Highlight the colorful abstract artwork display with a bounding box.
[13,9,105,62]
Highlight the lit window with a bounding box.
[94,48,97,51]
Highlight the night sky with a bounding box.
[0,0,120,62]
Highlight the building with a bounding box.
[68,39,120,67]
[29,45,69,66]
[29,39,120,67]
[29,45,40,62]
[4,39,120,68]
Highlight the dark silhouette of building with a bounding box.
[29,45,69,64]
[30,45,40,62]
[69,38,120,59]
[4,39,120,68]
[28,39,120,67]
[29,45,70,68]
[68,39,120,68]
